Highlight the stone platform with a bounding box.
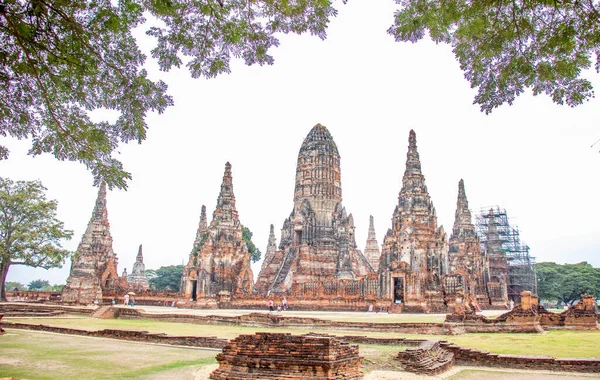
[210,332,363,379]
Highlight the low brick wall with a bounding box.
[0,302,94,317]
[210,333,363,379]
[117,310,456,334]
[440,342,600,373]
[226,297,391,312]
[0,321,227,349]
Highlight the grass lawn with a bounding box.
[0,329,217,380]
[5,316,600,358]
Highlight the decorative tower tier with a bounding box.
[255,124,373,294]
[379,130,448,313]
[62,183,122,304]
[181,163,254,301]
[363,216,381,272]
[447,179,489,307]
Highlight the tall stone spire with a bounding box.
[261,224,278,270]
[194,205,208,245]
[180,162,254,300]
[128,244,149,290]
[451,179,474,239]
[62,183,120,304]
[404,129,422,176]
[379,130,449,312]
[212,162,239,228]
[134,245,144,271]
[363,216,381,271]
[448,180,488,304]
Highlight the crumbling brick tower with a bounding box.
[181,163,254,300]
[446,179,489,308]
[255,124,373,294]
[379,130,449,313]
[62,183,122,304]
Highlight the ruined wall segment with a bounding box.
[62,183,122,304]
[255,124,373,294]
[181,163,254,300]
[447,180,489,307]
[379,130,449,313]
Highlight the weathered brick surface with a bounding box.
[396,340,454,375]
[210,333,363,379]
[62,183,124,305]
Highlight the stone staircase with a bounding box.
[270,247,297,292]
[90,305,114,319]
[396,340,454,375]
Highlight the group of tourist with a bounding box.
[268,298,288,312]
[123,293,135,307]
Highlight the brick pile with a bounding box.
[396,340,454,375]
[210,332,363,379]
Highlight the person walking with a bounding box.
[282,298,288,311]
[268,299,274,312]
[124,293,130,306]
[130,295,135,307]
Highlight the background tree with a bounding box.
[389,1,600,113]
[27,279,50,290]
[4,281,25,290]
[242,225,261,263]
[147,265,184,291]
[0,177,73,301]
[537,261,600,305]
[1,0,343,189]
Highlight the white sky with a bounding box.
[3,1,599,286]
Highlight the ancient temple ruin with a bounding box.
[378,130,449,313]
[476,207,535,305]
[181,163,254,301]
[446,180,488,307]
[62,183,124,304]
[127,245,149,291]
[255,124,373,294]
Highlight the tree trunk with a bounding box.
[0,260,10,302]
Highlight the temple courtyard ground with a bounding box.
[1,306,599,379]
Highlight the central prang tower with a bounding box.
[292,124,342,224]
[254,124,373,294]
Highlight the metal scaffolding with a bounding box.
[475,207,537,301]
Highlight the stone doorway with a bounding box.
[191,280,197,301]
[294,230,302,245]
[394,277,405,303]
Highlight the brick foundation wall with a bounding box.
[0,321,227,349]
[440,342,600,373]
